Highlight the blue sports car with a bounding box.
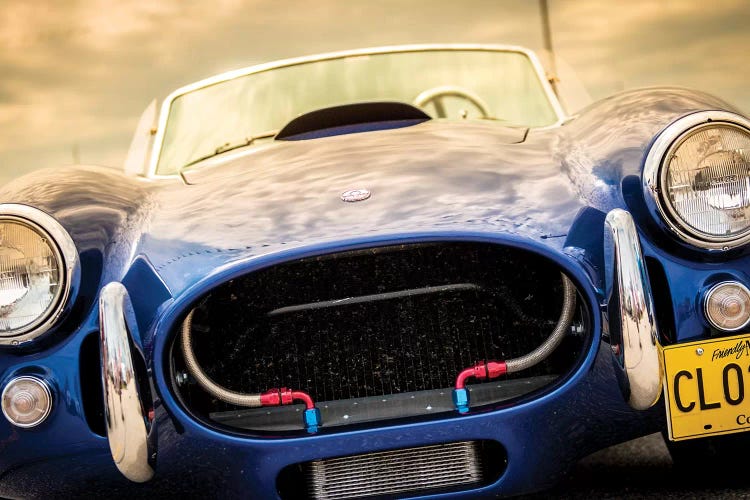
[1,44,750,498]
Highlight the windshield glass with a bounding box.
[156,49,559,175]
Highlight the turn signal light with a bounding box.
[1,376,52,428]
[705,281,750,332]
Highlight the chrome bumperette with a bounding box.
[605,209,662,410]
[99,282,156,482]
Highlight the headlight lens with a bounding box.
[645,112,750,250]
[0,219,64,336]
[663,123,750,241]
[0,205,79,346]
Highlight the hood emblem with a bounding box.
[341,188,371,202]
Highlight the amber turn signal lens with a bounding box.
[1,376,53,428]
[705,281,750,332]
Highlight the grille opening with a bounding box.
[170,242,589,433]
[79,332,105,436]
[276,440,506,499]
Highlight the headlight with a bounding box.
[644,111,750,250]
[0,204,79,346]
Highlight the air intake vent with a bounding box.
[172,242,589,432]
[297,441,499,499]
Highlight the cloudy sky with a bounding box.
[1,0,748,185]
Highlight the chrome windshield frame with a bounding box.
[146,44,567,179]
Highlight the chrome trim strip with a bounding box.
[267,283,481,316]
[605,209,662,410]
[99,282,156,482]
[147,43,566,178]
[643,110,750,250]
[0,204,80,346]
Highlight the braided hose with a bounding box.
[182,273,576,406]
[181,309,262,407]
[504,273,577,373]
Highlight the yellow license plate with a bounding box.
[663,333,750,441]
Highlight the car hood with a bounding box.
[141,120,584,287]
[180,119,529,186]
[161,121,571,242]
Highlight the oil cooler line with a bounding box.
[181,310,322,432]
[180,273,577,430]
[452,274,576,412]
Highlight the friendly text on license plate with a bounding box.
[663,333,750,441]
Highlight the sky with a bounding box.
[1,0,748,185]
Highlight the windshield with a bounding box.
[155,48,560,175]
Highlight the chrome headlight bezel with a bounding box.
[643,110,750,251]
[0,204,80,346]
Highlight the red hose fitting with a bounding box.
[292,391,315,410]
[260,387,315,409]
[281,388,294,405]
[456,366,480,389]
[260,388,283,406]
[455,361,507,389]
[486,361,507,379]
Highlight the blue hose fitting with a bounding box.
[452,388,470,414]
[303,407,322,433]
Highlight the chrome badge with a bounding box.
[341,189,371,202]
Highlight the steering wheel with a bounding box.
[413,85,491,119]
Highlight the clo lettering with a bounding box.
[673,363,747,413]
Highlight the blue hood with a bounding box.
[139,119,583,291]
